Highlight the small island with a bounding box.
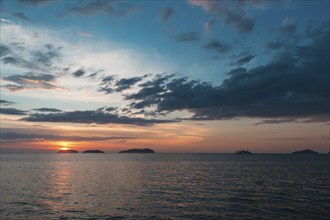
[83,150,104,153]
[57,149,79,153]
[235,150,252,155]
[292,149,318,154]
[118,148,155,153]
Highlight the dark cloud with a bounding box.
[32,44,61,67]
[1,43,60,71]
[72,69,85,77]
[98,75,145,94]
[32,108,62,112]
[124,21,329,123]
[160,7,175,22]
[203,40,231,53]
[0,131,135,142]
[98,75,116,94]
[0,44,12,58]
[2,56,41,70]
[265,41,283,50]
[2,72,60,91]
[17,0,52,7]
[0,108,27,115]
[175,31,200,42]
[231,52,256,66]
[226,67,247,76]
[115,76,144,92]
[12,12,33,22]
[64,1,140,18]
[187,0,255,33]
[22,110,178,126]
[0,100,15,106]
[223,9,254,33]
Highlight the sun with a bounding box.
[58,141,71,150]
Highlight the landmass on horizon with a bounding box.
[292,149,319,154]
[118,148,155,153]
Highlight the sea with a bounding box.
[1,153,329,219]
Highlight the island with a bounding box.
[292,149,318,154]
[83,150,104,153]
[235,150,252,155]
[118,148,155,153]
[57,149,79,153]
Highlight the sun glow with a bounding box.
[58,141,71,150]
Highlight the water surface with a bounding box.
[1,153,329,219]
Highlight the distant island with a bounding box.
[57,149,79,153]
[118,148,155,153]
[292,149,318,154]
[235,150,252,155]
[83,150,104,153]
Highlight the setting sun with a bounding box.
[58,141,71,150]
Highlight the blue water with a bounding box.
[1,153,329,219]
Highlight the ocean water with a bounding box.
[0,153,329,219]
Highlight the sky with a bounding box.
[0,0,329,153]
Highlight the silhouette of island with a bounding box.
[235,150,252,155]
[118,148,155,153]
[292,149,318,154]
[57,149,79,153]
[83,150,104,153]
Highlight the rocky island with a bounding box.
[57,149,79,153]
[83,150,104,153]
[118,148,155,153]
[292,149,318,154]
[235,150,252,155]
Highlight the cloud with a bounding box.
[0,100,15,106]
[230,52,256,66]
[0,44,11,57]
[1,43,61,71]
[186,0,254,33]
[203,40,231,53]
[72,69,85,77]
[0,131,135,142]
[12,12,33,22]
[187,0,218,12]
[1,18,13,23]
[124,21,329,123]
[32,44,61,67]
[64,1,140,18]
[204,19,216,33]
[2,72,61,91]
[79,32,93,37]
[160,7,175,22]
[17,0,52,7]
[278,17,296,34]
[22,110,178,126]
[235,0,272,10]
[175,31,200,42]
[98,75,145,93]
[265,41,283,50]
[222,9,254,33]
[115,76,144,92]
[0,108,27,115]
[2,56,42,70]
[32,108,62,112]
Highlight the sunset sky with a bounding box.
[0,0,329,153]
